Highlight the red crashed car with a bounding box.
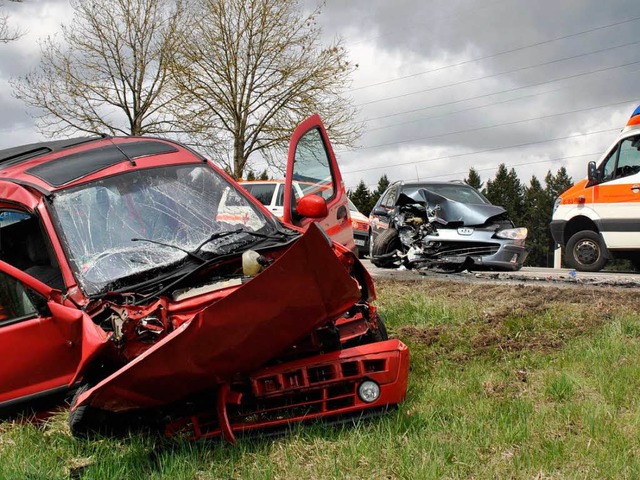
[0,115,408,442]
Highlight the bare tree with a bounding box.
[11,0,187,137]
[0,0,23,43]
[171,0,362,178]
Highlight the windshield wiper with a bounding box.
[192,228,297,256]
[131,237,206,262]
[132,230,299,305]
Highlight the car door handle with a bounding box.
[632,184,640,193]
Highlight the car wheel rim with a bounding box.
[574,239,600,265]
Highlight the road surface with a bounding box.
[360,260,640,288]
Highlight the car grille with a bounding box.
[430,242,500,258]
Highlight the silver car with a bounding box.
[368,181,528,271]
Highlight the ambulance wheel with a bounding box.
[565,231,608,272]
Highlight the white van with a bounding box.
[550,105,640,271]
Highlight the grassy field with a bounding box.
[2,278,640,479]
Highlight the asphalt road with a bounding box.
[360,259,640,288]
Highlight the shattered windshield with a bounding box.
[50,164,276,295]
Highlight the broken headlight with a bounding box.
[495,227,528,240]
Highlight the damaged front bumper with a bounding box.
[165,339,409,442]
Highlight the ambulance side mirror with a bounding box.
[587,161,598,182]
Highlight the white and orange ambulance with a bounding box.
[550,105,640,271]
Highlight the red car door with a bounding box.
[283,114,356,251]
[0,261,94,406]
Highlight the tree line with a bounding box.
[348,165,574,267]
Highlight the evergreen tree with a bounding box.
[522,175,550,266]
[245,169,256,181]
[544,167,573,199]
[259,169,269,180]
[464,167,483,191]
[484,164,524,226]
[349,180,373,215]
[369,174,390,213]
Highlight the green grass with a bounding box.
[2,278,640,479]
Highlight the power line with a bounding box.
[342,127,620,175]
[346,98,637,152]
[356,39,640,108]
[346,152,601,190]
[349,14,640,92]
[364,64,640,134]
[350,58,640,127]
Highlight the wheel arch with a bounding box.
[563,216,599,245]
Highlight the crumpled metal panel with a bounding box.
[76,224,361,412]
[398,188,507,226]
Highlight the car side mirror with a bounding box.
[296,194,328,219]
[371,207,388,216]
[587,161,598,182]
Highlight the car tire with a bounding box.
[68,384,137,438]
[367,313,389,342]
[68,383,103,438]
[564,230,608,272]
[370,228,401,268]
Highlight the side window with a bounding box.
[600,148,617,182]
[0,271,38,324]
[290,128,335,204]
[244,184,276,206]
[275,184,285,207]
[600,136,640,182]
[616,137,640,178]
[0,211,63,290]
[382,186,398,207]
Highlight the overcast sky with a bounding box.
[2,0,640,192]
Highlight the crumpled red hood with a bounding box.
[76,224,360,412]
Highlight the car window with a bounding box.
[615,136,640,178]
[0,210,64,289]
[600,147,617,182]
[0,271,38,325]
[599,136,640,182]
[291,128,335,202]
[381,186,398,207]
[275,183,285,207]
[244,183,276,206]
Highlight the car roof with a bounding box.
[397,180,469,189]
[0,136,202,197]
[239,180,284,184]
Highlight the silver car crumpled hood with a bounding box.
[396,188,507,227]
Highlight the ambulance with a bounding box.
[550,105,640,271]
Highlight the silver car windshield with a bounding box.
[50,164,274,295]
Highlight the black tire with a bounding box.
[564,230,608,272]
[369,313,389,342]
[370,228,402,268]
[68,384,137,438]
[68,384,101,439]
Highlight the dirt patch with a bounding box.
[380,278,640,362]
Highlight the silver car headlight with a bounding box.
[552,197,561,214]
[496,227,528,240]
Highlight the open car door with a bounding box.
[283,114,356,252]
